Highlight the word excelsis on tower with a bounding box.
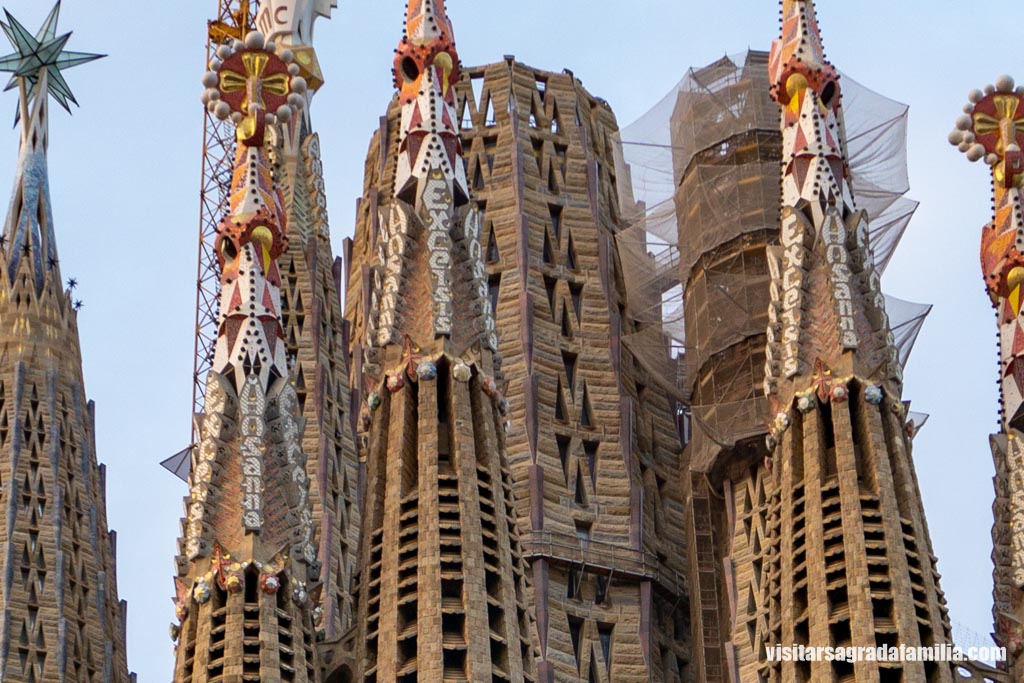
[350,1,538,681]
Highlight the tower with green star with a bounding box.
[0,4,132,682]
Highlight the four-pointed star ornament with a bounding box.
[0,1,103,116]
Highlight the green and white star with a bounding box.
[0,1,103,113]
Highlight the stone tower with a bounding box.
[346,2,538,681]
[950,75,1024,678]
[671,51,780,683]
[0,6,132,682]
[253,3,362,678]
[749,1,954,680]
[172,34,324,682]
[345,15,690,683]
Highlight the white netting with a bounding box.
[613,51,930,399]
[886,295,932,369]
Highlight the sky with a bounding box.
[0,0,1012,679]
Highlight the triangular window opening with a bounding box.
[561,302,573,338]
[483,135,498,171]
[459,96,472,129]
[543,275,558,318]
[470,76,485,112]
[598,624,613,672]
[488,274,501,316]
[551,101,561,134]
[485,95,496,127]
[562,350,578,391]
[555,143,569,180]
[566,232,578,271]
[580,383,593,428]
[532,138,544,175]
[543,230,556,266]
[473,162,486,191]
[555,379,568,422]
[535,76,547,102]
[570,281,583,320]
[574,463,587,506]
[486,223,500,264]
[550,204,563,240]
[556,434,571,482]
[568,615,584,667]
[548,165,559,193]
[583,441,599,489]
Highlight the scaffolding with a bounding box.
[163,0,258,479]
[613,51,931,449]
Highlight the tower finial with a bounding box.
[0,2,102,294]
[394,0,459,100]
[770,0,834,110]
[0,2,103,117]
[951,77,1024,422]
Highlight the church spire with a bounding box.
[755,3,956,680]
[950,74,1024,671]
[172,32,322,682]
[763,0,900,405]
[0,5,130,681]
[0,0,101,295]
[375,0,496,352]
[350,4,536,680]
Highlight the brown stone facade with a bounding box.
[345,58,690,683]
[0,114,132,682]
[273,126,362,680]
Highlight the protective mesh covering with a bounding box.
[613,51,930,410]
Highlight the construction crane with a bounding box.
[163,0,258,480]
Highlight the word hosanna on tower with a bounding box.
[0,0,1010,682]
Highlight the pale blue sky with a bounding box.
[0,0,1010,678]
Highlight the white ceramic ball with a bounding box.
[244,31,265,50]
